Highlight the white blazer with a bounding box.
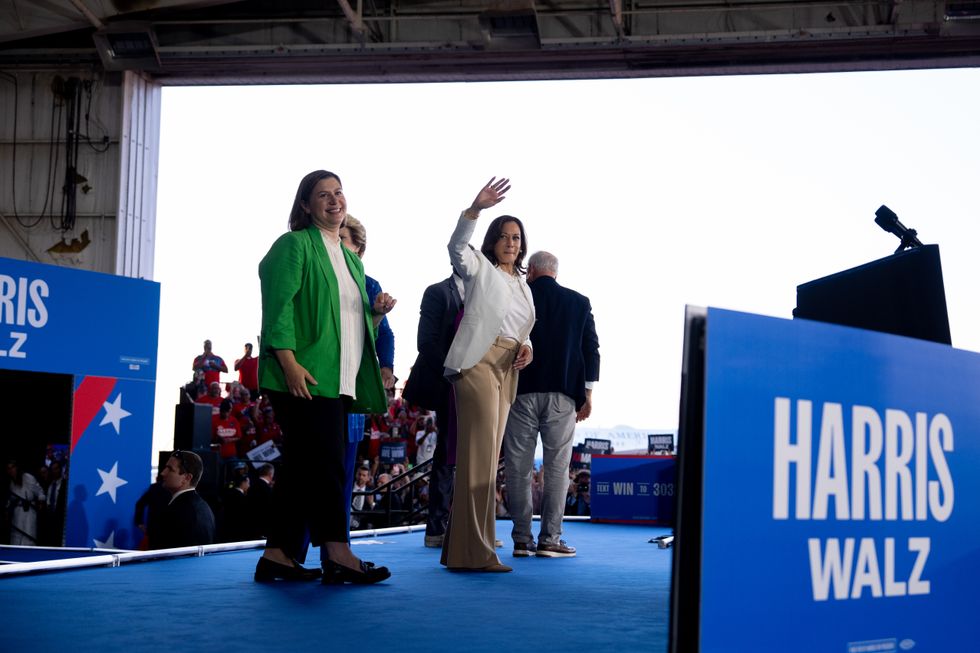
[443,213,534,374]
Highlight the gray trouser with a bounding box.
[503,392,576,546]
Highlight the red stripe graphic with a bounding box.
[71,376,117,452]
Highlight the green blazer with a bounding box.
[258,226,387,414]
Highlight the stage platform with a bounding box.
[0,521,671,652]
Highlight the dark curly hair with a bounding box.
[479,215,527,274]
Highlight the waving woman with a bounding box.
[440,177,535,572]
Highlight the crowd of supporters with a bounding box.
[3,338,591,550]
[2,448,68,546]
[169,349,593,547]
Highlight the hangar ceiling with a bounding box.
[1,1,979,83]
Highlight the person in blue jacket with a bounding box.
[340,214,396,533]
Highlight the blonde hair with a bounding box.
[343,214,367,258]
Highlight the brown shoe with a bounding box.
[480,563,513,572]
[536,540,576,558]
[513,541,537,557]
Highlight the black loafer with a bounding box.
[321,559,391,585]
[254,556,323,582]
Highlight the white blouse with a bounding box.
[321,231,365,398]
[497,269,534,342]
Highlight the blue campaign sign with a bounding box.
[1,257,159,550]
[699,308,979,653]
[591,455,675,524]
[0,256,159,379]
[380,438,407,464]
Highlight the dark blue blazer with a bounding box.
[516,276,599,411]
[402,274,463,411]
[152,490,216,549]
[365,275,395,369]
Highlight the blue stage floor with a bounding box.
[0,521,672,653]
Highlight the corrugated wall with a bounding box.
[0,70,123,273]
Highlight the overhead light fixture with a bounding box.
[479,1,540,49]
[92,22,161,72]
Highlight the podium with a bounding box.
[794,243,951,345]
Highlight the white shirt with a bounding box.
[352,484,369,511]
[497,268,534,341]
[47,478,63,509]
[321,231,365,398]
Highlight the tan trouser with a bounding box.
[441,337,520,569]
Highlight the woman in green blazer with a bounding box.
[253,170,395,586]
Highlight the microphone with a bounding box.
[875,205,923,252]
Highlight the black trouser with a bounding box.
[264,390,350,552]
[426,388,456,536]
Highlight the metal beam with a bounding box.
[336,0,367,41]
[66,0,104,30]
[610,0,624,38]
[1,0,978,82]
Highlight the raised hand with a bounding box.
[470,177,511,212]
[372,292,397,316]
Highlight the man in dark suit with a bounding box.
[504,251,600,558]
[151,450,216,549]
[247,463,275,539]
[134,473,169,550]
[401,271,464,548]
[41,459,67,546]
[218,467,251,543]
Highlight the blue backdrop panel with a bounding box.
[0,257,159,550]
[67,376,156,549]
[591,455,675,524]
[0,256,159,380]
[699,308,979,653]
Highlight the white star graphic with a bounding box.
[96,462,128,503]
[100,393,132,434]
[94,531,116,549]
